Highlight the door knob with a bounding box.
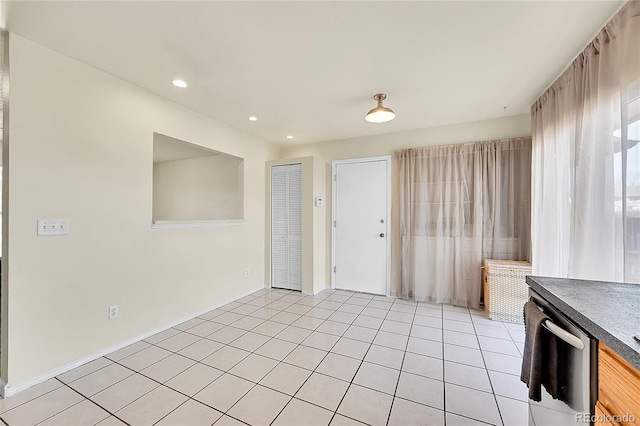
[380,233,385,238]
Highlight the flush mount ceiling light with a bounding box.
[286,135,294,140]
[248,116,258,121]
[172,79,188,88]
[365,93,396,123]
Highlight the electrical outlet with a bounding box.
[108,305,119,320]
[244,268,250,278]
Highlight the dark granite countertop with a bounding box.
[526,276,640,371]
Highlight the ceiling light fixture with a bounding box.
[172,79,188,88]
[286,135,294,140]
[365,93,396,123]
[248,116,258,121]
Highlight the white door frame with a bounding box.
[331,155,392,296]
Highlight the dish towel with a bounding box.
[520,299,563,401]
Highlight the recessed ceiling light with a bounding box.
[172,79,188,88]
[248,116,258,121]
[286,135,294,140]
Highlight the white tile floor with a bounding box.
[0,288,530,425]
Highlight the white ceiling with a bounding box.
[3,1,623,146]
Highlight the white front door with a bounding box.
[333,157,390,295]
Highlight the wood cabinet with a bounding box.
[596,401,622,426]
[597,342,640,425]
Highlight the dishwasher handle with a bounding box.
[543,319,585,350]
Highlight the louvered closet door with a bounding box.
[271,164,302,291]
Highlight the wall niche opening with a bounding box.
[152,133,244,226]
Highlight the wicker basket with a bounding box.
[482,259,531,323]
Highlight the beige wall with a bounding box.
[153,155,243,221]
[279,114,532,287]
[280,114,531,162]
[264,157,326,295]
[1,34,279,389]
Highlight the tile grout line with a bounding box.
[0,381,69,420]
[151,397,218,426]
[471,307,505,426]
[265,301,363,426]
[199,289,349,425]
[79,290,299,426]
[157,290,483,425]
[385,298,419,426]
[54,377,133,426]
[267,289,378,425]
[170,290,330,425]
[1,378,124,426]
[149,289,320,425]
[440,302,448,426]
[282,290,380,426]
[175,308,521,375]
[322,291,393,426]
[87,361,169,424]
[441,303,447,426]
[442,306,500,426]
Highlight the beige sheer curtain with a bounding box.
[391,138,531,308]
[531,1,640,283]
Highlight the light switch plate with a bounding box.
[37,219,70,236]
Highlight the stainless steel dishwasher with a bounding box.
[528,289,598,426]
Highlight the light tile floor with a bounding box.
[0,288,529,426]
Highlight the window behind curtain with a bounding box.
[614,80,640,282]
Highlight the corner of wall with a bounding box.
[1,29,10,384]
[312,156,327,294]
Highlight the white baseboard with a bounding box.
[303,285,328,296]
[1,285,265,398]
